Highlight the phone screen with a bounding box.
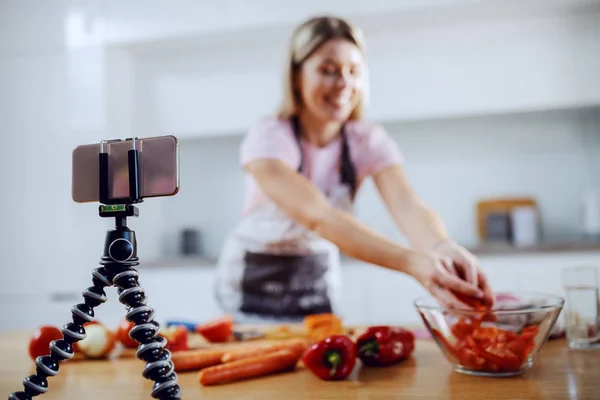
[72,136,179,203]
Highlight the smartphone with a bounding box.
[72,135,180,203]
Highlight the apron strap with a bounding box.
[290,115,305,174]
[340,128,357,197]
[289,115,357,197]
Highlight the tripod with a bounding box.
[9,138,181,399]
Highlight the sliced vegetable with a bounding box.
[439,316,539,374]
[472,326,500,345]
[356,326,415,367]
[198,349,300,385]
[521,325,539,342]
[450,318,477,340]
[160,325,189,352]
[454,293,488,310]
[431,328,462,362]
[302,335,356,380]
[195,315,234,343]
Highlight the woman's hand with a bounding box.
[406,250,489,309]
[433,240,495,308]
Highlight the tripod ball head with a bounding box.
[108,238,134,262]
[103,228,137,263]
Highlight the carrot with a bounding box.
[171,349,225,372]
[221,339,307,363]
[198,349,300,386]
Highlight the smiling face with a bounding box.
[296,38,365,123]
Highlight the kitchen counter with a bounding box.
[467,237,600,256]
[136,238,600,269]
[1,330,598,399]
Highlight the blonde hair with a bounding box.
[277,16,369,121]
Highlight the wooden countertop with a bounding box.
[1,330,598,399]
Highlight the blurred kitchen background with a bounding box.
[1,0,599,331]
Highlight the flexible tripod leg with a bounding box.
[108,262,181,399]
[99,214,181,399]
[8,266,112,400]
[9,217,181,399]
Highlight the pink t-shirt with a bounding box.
[239,117,404,215]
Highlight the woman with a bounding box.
[215,16,494,323]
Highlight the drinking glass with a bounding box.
[562,266,600,350]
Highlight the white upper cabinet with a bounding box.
[98,1,600,139]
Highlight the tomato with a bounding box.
[472,326,500,345]
[29,325,63,361]
[525,342,535,356]
[195,315,234,343]
[459,347,486,370]
[506,338,527,360]
[116,319,138,349]
[451,318,476,340]
[476,342,522,372]
[160,326,189,352]
[432,329,461,362]
[521,325,539,342]
[496,330,518,343]
[463,335,476,349]
[443,316,538,374]
[454,293,489,310]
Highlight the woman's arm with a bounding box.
[372,165,450,252]
[246,159,411,271]
[373,165,495,306]
[245,158,482,303]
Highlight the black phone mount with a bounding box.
[9,138,182,400]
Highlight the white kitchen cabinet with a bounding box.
[132,267,222,327]
[0,296,75,332]
[338,260,429,326]
[3,252,598,333]
[127,11,600,139]
[479,251,600,298]
[364,265,429,326]
[80,266,223,329]
[337,262,370,325]
[0,266,222,333]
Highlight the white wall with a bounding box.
[129,10,600,137]
[0,1,99,330]
[1,0,599,332]
[126,5,600,260]
[357,108,600,245]
[0,1,163,330]
[160,108,600,260]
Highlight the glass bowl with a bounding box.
[414,291,564,377]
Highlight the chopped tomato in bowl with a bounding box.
[414,291,564,377]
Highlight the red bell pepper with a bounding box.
[356,326,415,367]
[301,335,356,380]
